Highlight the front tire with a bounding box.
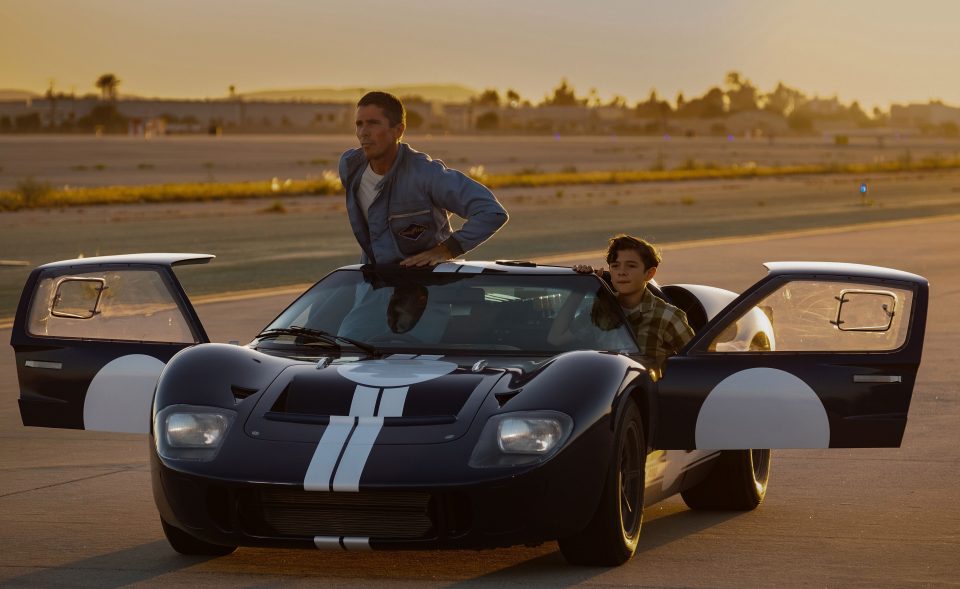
[161,519,237,556]
[681,449,771,510]
[559,401,645,566]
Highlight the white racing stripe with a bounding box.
[456,263,485,274]
[313,536,371,550]
[433,262,461,273]
[377,386,409,417]
[349,385,379,416]
[313,536,343,550]
[341,537,372,551]
[305,357,454,493]
[332,417,384,492]
[304,416,355,491]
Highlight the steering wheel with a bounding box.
[367,332,423,344]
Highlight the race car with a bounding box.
[10,255,928,566]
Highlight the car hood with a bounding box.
[244,356,509,444]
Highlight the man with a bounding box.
[339,91,508,266]
[548,234,695,376]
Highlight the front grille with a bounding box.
[239,488,434,539]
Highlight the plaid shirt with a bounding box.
[625,288,695,373]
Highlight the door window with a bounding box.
[707,279,914,353]
[27,268,197,343]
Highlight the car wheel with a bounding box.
[161,519,237,556]
[680,449,771,510]
[559,401,645,566]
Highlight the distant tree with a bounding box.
[505,89,521,107]
[95,73,120,101]
[764,82,806,117]
[475,89,501,107]
[587,87,601,107]
[676,92,685,110]
[475,111,500,130]
[725,70,759,113]
[845,101,870,125]
[607,95,628,108]
[406,110,424,129]
[676,87,725,118]
[871,106,889,125]
[229,85,236,98]
[77,104,127,133]
[543,78,584,106]
[635,89,672,118]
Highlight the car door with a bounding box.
[10,254,212,434]
[654,262,928,449]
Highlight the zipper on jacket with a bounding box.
[388,209,431,221]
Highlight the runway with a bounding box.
[1,217,957,588]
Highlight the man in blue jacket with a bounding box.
[339,91,508,267]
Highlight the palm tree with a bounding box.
[95,74,120,101]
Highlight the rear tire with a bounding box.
[559,401,645,566]
[161,519,237,556]
[681,449,771,510]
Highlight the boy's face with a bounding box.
[608,249,656,297]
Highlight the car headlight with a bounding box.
[469,411,573,468]
[154,405,236,461]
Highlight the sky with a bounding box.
[2,0,959,110]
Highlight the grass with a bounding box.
[5,156,960,212]
[0,171,342,211]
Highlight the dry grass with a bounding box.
[4,157,960,212]
[474,157,960,189]
[0,171,342,211]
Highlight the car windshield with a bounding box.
[261,268,639,356]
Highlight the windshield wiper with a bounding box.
[256,326,379,356]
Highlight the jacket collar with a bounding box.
[347,142,410,187]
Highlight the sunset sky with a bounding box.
[2,0,958,109]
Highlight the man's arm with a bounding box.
[427,164,508,255]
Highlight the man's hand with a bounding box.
[400,242,455,267]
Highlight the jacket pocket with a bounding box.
[388,209,436,255]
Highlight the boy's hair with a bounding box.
[357,91,405,127]
[605,234,661,269]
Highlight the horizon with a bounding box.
[2,1,958,110]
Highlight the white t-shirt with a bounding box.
[357,164,384,221]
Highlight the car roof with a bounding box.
[764,261,927,284]
[38,253,215,270]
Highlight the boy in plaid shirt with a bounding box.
[549,234,694,377]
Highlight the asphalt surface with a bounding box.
[1,217,958,588]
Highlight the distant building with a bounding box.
[890,102,960,128]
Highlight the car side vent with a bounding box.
[494,388,522,407]
[231,385,259,403]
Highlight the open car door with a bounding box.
[10,254,212,434]
[655,262,928,449]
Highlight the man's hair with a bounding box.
[606,234,661,269]
[357,91,405,127]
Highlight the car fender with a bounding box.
[154,343,294,411]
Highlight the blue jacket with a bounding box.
[339,143,508,264]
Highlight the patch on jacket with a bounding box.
[397,223,427,241]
